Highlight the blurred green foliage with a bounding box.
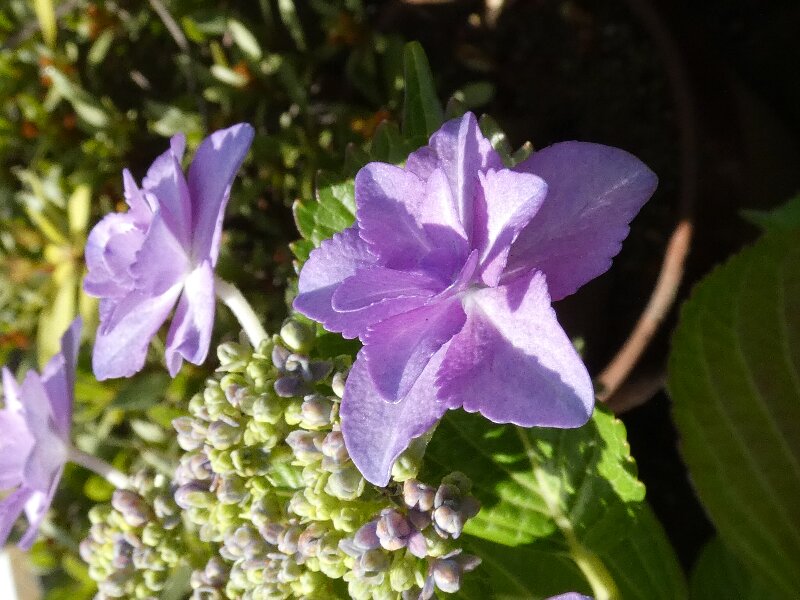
[0,0,410,596]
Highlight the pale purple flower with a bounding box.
[547,594,593,600]
[84,124,254,379]
[294,112,657,485]
[0,318,80,549]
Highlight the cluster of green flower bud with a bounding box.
[174,318,482,599]
[80,470,184,599]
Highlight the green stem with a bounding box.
[515,427,620,600]
[67,446,129,489]
[214,277,268,349]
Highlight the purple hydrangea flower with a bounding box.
[84,124,254,379]
[0,318,80,549]
[294,112,657,485]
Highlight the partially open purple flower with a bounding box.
[1,318,80,549]
[547,594,593,600]
[294,112,657,485]
[84,124,254,379]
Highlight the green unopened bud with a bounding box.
[286,430,324,464]
[283,398,303,425]
[173,416,207,452]
[231,447,270,477]
[300,394,335,429]
[143,568,168,591]
[175,483,214,510]
[217,474,248,504]
[388,551,422,592]
[280,319,314,353]
[246,360,274,390]
[141,522,164,547]
[207,419,243,450]
[391,433,432,482]
[244,420,282,447]
[330,506,363,533]
[89,504,114,525]
[112,490,152,528]
[217,341,250,370]
[252,395,284,424]
[188,393,207,420]
[331,371,346,399]
[325,465,365,501]
[203,382,229,417]
[211,502,242,530]
[207,448,236,475]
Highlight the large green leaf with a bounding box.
[401,41,443,147]
[741,195,800,232]
[668,229,800,597]
[424,409,686,600]
[690,537,781,600]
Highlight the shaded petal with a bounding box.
[507,142,657,300]
[122,169,155,219]
[141,134,192,247]
[436,271,594,427]
[0,487,32,547]
[0,410,33,489]
[418,112,503,239]
[129,210,190,297]
[165,261,215,377]
[19,466,63,550]
[363,298,466,401]
[83,212,147,298]
[355,163,432,270]
[92,283,183,380]
[341,348,449,486]
[40,317,81,436]
[547,594,593,600]
[188,123,254,264]
[473,168,548,286]
[294,227,381,338]
[20,371,67,491]
[332,267,441,312]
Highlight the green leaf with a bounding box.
[291,172,356,260]
[741,195,800,232]
[277,0,306,51]
[478,114,513,165]
[87,29,114,66]
[401,41,443,146]
[369,121,409,164]
[67,184,91,238]
[228,19,263,60]
[37,262,77,367]
[425,409,686,599]
[668,229,800,597]
[690,537,782,600]
[31,0,57,47]
[452,81,496,110]
[44,67,109,128]
[210,64,249,88]
[112,373,171,411]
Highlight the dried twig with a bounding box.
[597,220,692,403]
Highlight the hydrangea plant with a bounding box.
[0,41,694,600]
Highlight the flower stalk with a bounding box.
[215,276,268,348]
[67,446,129,489]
